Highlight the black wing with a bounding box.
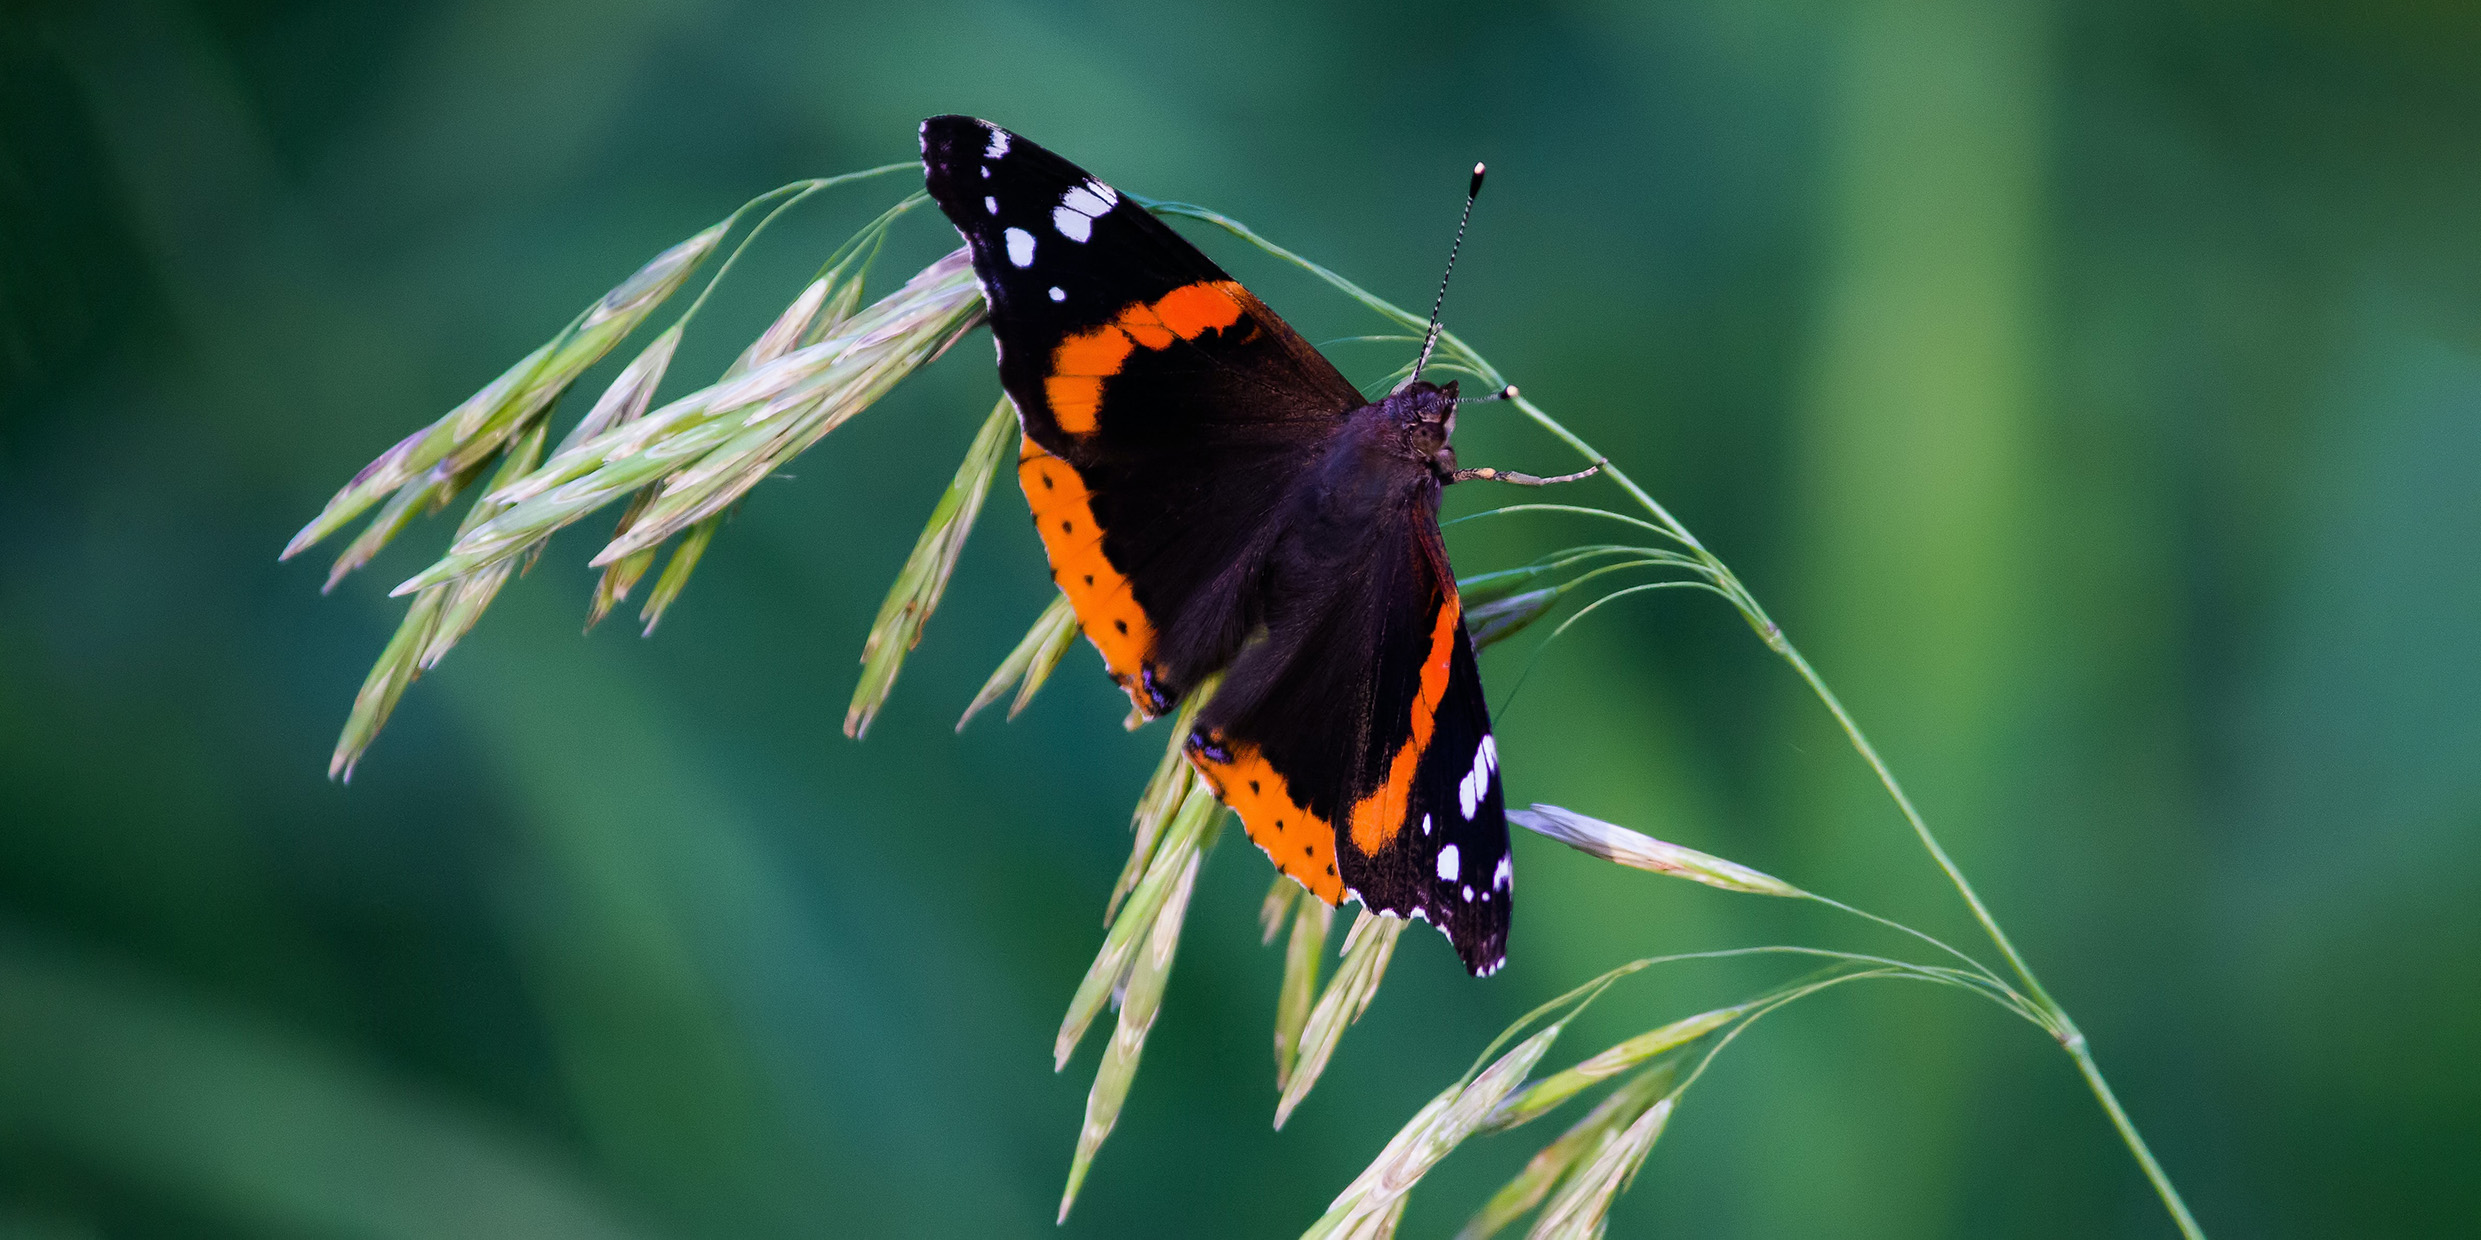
[920,116,1365,715]
[1188,473,1511,976]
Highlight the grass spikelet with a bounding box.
[1454,558,1575,607]
[586,549,656,629]
[1055,784,1220,1070]
[732,277,834,375]
[328,590,447,782]
[317,451,486,593]
[1481,1006,1741,1134]
[307,181,972,774]
[1467,586,1558,651]
[327,419,553,779]
[1275,910,1406,1129]
[637,513,719,635]
[1301,1024,1565,1240]
[284,223,726,563]
[1058,832,1205,1223]
[844,393,1016,738]
[956,594,1078,729]
[1274,892,1335,1091]
[392,248,981,594]
[616,275,829,637]
[564,322,684,452]
[1524,1096,1673,1240]
[589,247,979,566]
[1107,686,1214,921]
[416,422,551,668]
[1508,804,1802,897]
[1457,1065,1677,1240]
[1259,874,1302,944]
[583,489,660,630]
[565,328,688,628]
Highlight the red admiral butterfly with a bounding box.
[923,116,1537,975]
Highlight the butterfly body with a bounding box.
[921,116,1511,975]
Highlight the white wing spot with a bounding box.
[1482,734,1497,772]
[1060,185,1110,217]
[1458,771,1478,820]
[1493,855,1512,890]
[1004,227,1035,267]
[979,166,990,178]
[983,196,998,214]
[983,128,1011,159]
[1420,813,1432,836]
[1461,885,1475,902]
[1437,844,1461,883]
[1050,183,1116,245]
[1047,286,1065,302]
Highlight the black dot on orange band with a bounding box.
[1061,519,1073,532]
[1083,574,1094,585]
[1326,864,1336,875]
[1248,780,1260,793]
[1114,619,1127,634]
[1302,844,1313,856]
[1040,473,1054,489]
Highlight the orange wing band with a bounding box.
[1190,742,1346,904]
[1043,281,1248,435]
[1019,437,1157,709]
[1346,595,1463,856]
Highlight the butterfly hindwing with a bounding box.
[1190,478,1510,975]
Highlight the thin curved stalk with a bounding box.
[1513,393,2209,1239]
[1460,944,2032,1087]
[1442,503,1679,544]
[1800,892,2038,1026]
[675,163,917,329]
[1163,201,2207,1239]
[1492,580,1733,718]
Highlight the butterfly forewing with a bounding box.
[922,116,1363,713]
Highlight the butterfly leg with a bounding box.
[1449,462,1603,487]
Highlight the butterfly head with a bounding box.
[1373,378,1462,478]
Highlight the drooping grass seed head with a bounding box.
[1467,587,1558,651]
[285,220,727,565]
[1304,1023,1561,1240]
[1508,804,1802,898]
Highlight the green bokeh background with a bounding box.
[6,1,2478,1235]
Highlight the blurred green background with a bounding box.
[5,0,2479,1235]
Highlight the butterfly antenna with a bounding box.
[1409,162,1485,387]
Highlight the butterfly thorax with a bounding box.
[1290,381,1463,540]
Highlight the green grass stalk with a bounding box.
[1151,199,2206,1238]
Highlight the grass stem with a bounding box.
[1165,201,2209,1239]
